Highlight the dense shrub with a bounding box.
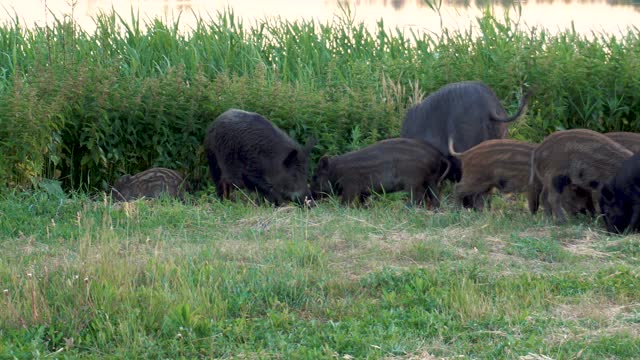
[0,8,638,190]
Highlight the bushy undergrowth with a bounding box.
[0,7,639,190]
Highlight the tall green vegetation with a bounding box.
[0,7,638,190]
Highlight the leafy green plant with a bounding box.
[0,7,638,193]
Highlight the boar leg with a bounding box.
[220,180,231,200]
[425,180,440,209]
[452,183,471,208]
[405,183,426,207]
[241,174,283,206]
[473,191,492,211]
[359,192,371,207]
[627,202,640,232]
[340,186,360,206]
[527,178,543,214]
[206,153,226,199]
[547,189,568,223]
[539,187,553,217]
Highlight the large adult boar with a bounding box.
[604,132,640,154]
[310,138,450,207]
[204,109,316,206]
[599,153,640,234]
[401,81,529,181]
[111,167,186,202]
[530,129,632,223]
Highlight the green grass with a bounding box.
[2,189,639,359]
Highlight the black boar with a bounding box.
[530,129,632,223]
[310,138,450,207]
[111,167,185,202]
[204,109,316,205]
[599,153,640,234]
[604,132,640,154]
[401,81,529,181]
[448,138,541,213]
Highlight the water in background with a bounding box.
[1,0,639,35]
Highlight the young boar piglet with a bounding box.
[311,138,449,207]
[111,167,185,202]
[448,138,539,212]
[448,138,595,215]
[599,153,640,234]
[530,129,632,223]
[204,109,316,206]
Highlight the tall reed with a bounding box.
[0,7,638,190]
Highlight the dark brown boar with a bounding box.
[604,132,640,153]
[204,109,316,206]
[310,138,450,207]
[111,167,185,202]
[530,129,632,223]
[599,153,640,233]
[448,138,542,213]
[401,81,529,182]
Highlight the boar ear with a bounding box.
[304,137,318,154]
[318,155,330,171]
[600,184,614,203]
[283,148,299,168]
[116,175,132,185]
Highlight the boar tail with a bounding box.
[448,137,463,158]
[491,89,531,123]
[437,158,451,185]
[529,148,536,185]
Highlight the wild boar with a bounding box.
[111,167,185,202]
[310,138,450,207]
[599,153,640,234]
[401,81,529,181]
[448,138,595,215]
[204,109,316,206]
[448,138,541,213]
[604,132,640,154]
[530,129,632,223]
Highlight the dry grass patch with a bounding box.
[548,296,640,347]
[561,228,612,259]
[383,350,438,359]
[554,297,640,323]
[518,227,552,239]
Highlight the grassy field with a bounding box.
[1,5,640,358]
[1,188,639,359]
